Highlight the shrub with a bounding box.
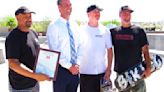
[101,20,121,26]
[32,19,51,33]
[0,16,17,31]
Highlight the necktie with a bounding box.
[66,22,77,64]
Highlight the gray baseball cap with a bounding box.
[120,5,133,13]
[15,6,35,15]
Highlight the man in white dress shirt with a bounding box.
[46,0,83,92]
[80,4,113,92]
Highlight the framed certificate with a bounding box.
[34,48,60,80]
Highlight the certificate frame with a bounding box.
[34,48,60,81]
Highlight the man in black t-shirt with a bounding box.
[110,5,151,92]
[5,6,50,92]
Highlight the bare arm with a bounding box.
[142,45,151,78]
[104,48,113,80]
[8,59,50,81]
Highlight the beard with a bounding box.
[25,21,32,28]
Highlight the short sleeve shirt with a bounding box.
[110,25,148,74]
[5,27,39,90]
[80,24,112,74]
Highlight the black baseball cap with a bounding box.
[120,5,133,13]
[87,5,103,13]
[15,6,35,16]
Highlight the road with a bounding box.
[0,36,163,92]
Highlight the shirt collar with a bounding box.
[59,17,69,24]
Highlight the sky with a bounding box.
[0,0,164,22]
